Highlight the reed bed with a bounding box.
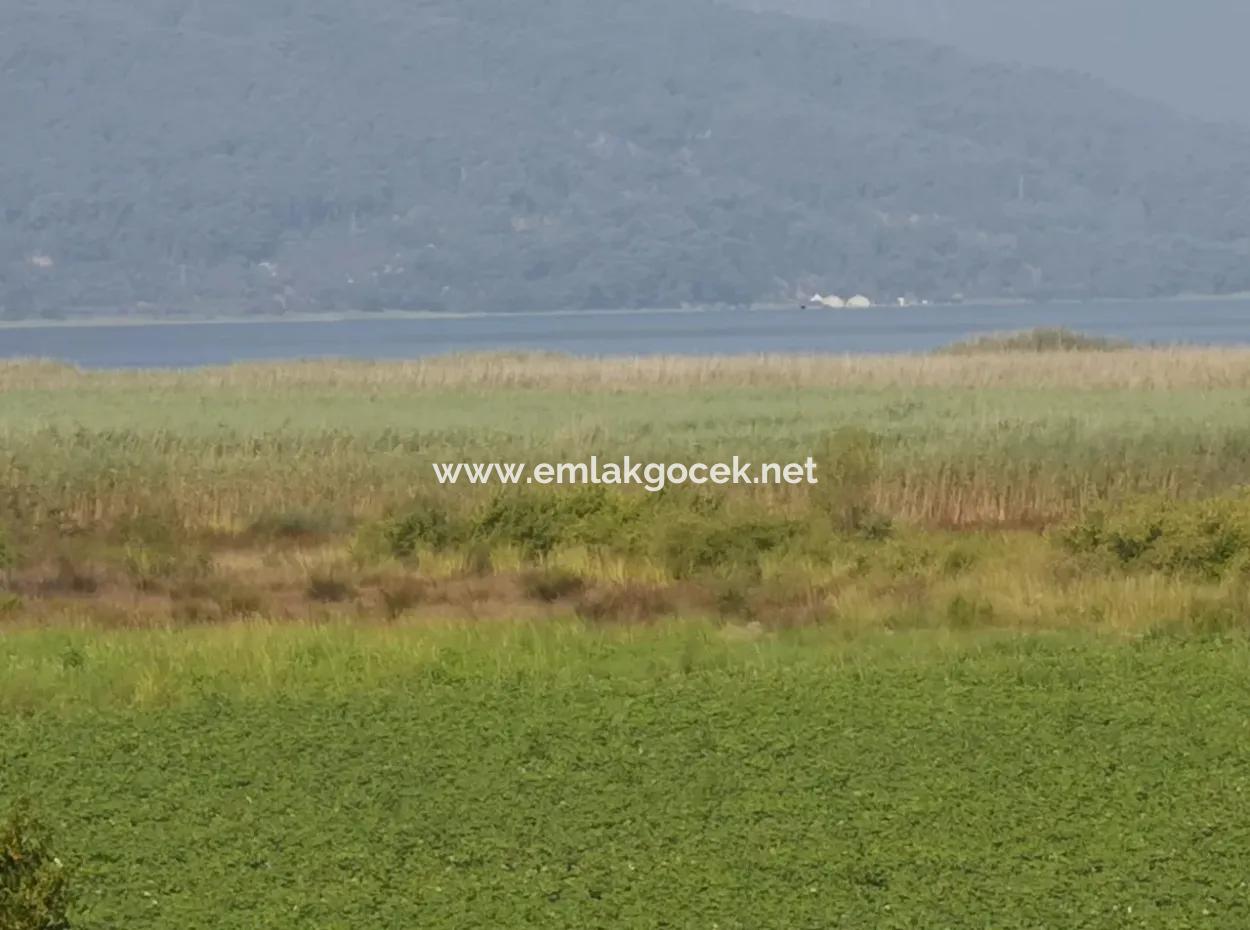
[1,433,1239,531]
[7,345,1250,391]
[3,349,1249,530]
[3,347,1250,629]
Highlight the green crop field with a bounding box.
[3,625,1250,928]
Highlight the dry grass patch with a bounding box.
[7,346,1250,391]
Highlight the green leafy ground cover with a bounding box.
[3,625,1249,928]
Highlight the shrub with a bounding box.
[941,546,977,576]
[710,575,756,620]
[655,513,797,580]
[854,511,894,542]
[0,800,71,930]
[382,499,457,558]
[471,487,647,560]
[471,491,562,559]
[520,568,585,603]
[306,572,355,603]
[1058,495,1250,578]
[558,487,650,551]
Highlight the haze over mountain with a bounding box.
[737,0,1250,126]
[3,0,1249,319]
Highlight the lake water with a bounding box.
[3,298,1250,368]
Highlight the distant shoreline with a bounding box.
[2,292,1249,332]
[0,306,719,331]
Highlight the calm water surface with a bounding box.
[3,299,1249,368]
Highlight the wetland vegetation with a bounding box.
[4,340,1250,927]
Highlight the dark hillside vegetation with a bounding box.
[3,0,1250,318]
[736,0,1250,125]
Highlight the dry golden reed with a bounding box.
[7,346,1250,392]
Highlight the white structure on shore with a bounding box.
[809,293,847,309]
[846,294,872,309]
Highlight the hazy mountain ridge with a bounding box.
[3,0,1249,318]
[734,0,1250,125]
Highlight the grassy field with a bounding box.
[4,624,1250,929]
[3,347,1250,631]
[5,349,1250,532]
[4,342,1250,926]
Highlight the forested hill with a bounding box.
[735,0,1250,126]
[3,0,1250,319]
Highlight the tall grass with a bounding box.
[6,345,1250,391]
[0,347,1237,571]
[3,350,1250,630]
[0,619,1213,713]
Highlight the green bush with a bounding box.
[382,499,457,558]
[1,800,71,930]
[656,513,797,580]
[558,487,651,551]
[940,546,978,576]
[471,487,639,559]
[471,490,567,559]
[1058,495,1250,578]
